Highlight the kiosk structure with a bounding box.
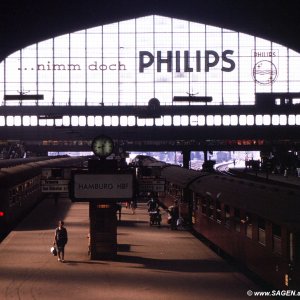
[70,136,134,259]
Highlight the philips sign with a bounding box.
[139,50,236,73]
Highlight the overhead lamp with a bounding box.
[4,94,44,100]
[173,96,212,102]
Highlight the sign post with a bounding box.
[70,163,134,260]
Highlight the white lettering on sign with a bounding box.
[74,174,133,199]
[41,179,70,193]
[42,185,69,193]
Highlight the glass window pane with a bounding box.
[71,116,79,126]
[207,115,214,126]
[14,116,22,126]
[223,115,230,126]
[181,115,189,126]
[0,116,5,126]
[230,115,238,126]
[272,115,280,125]
[120,116,128,126]
[190,115,198,126]
[198,115,205,126]
[279,115,287,125]
[111,116,119,126]
[247,115,254,126]
[79,116,86,126]
[23,116,30,126]
[87,116,95,126]
[7,116,14,126]
[288,115,295,125]
[95,116,102,126]
[256,115,263,125]
[62,116,70,126]
[163,115,172,126]
[239,115,247,126]
[263,115,271,125]
[128,116,136,126]
[214,115,222,126]
[104,116,111,126]
[173,115,181,126]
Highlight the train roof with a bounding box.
[161,165,300,231]
[161,165,207,188]
[0,156,88,187]
[190,174,300,231]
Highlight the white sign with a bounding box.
[138,178,165,192]
[73,174,133,199]
[41,179,70,193]
[42,185,69,193]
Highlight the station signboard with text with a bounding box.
[70,172,133,202]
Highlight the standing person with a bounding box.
[147,196,158,212]
[53,220,68,262]
[168,200,179,230]
[131,198,137,214]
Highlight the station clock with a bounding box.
[91,135,114,158]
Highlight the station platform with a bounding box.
[0,195,272,300]
[231,167,300,187]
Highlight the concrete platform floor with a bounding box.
[0,196,273,300]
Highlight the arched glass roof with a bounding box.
[1,15,300,107]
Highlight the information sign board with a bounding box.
[72,173,133,200]
[41,179,70,193]
[138,177,165,192]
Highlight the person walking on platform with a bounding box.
[53,220,68,262]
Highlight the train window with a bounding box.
[201,197,207,215]
[258,218,266,246]
[245,214,253,239]
[52,169,63,178]
[208,202,214,220]
[289,233,296,263]
[194,194,200,211]
[216,200,221,224]
[272,223,282,255]
[234,208,241,232]
[224,205,231,228]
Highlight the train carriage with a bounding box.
[139,157,300,290]
[0,156,88,234]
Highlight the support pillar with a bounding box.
[203,150,208,162]
[182,149,191,169]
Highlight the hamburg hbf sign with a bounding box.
[70,173,133,201]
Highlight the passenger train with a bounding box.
[0,156,88,237]
[136,155,300,290]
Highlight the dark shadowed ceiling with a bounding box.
[1,0,300,61]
